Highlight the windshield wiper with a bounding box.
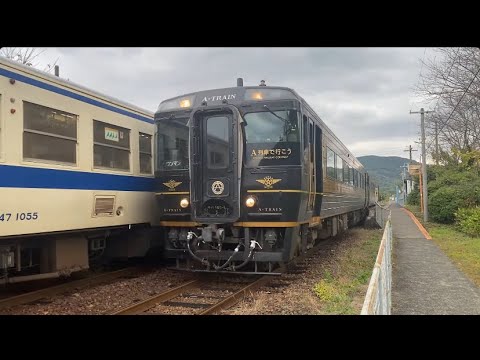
[263,105,289,122]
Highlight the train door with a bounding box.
[190,106,241,223]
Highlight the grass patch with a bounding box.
[313,229,382,314]
[404,204,480,287]
[426,223,480,287]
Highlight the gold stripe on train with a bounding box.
[247,190,323,195]
[161,218,323,228]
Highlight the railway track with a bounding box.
[0,237,332,315]
[109,242,324,315]
[108,276,269,315]
[0,267,137,311]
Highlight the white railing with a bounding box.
[375,202,389,229]
[361,211,392,315]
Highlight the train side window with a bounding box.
[309,120,314,143]
[343,161,349,184]
[336,154,343,182]
[139,132,152,174]
[303,115,308,149]
[93,120,130,171]
[23,101,78,164]
[309,119,314,159]
[326,147,335,179]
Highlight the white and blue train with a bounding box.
[0,57,159,283]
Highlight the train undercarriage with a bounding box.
[0,225,162,284]
[164,209,368,275]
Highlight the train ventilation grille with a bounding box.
[94,196,115,216]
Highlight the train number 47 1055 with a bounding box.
[0,212,39,222]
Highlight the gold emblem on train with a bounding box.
[163,180,182,191]
[256,176,282,189]
[211,181,225,195]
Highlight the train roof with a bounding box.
[157,84,365,170]
[0,56,154,118]
[157,85,301,110]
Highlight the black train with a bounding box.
[154,79,377,274]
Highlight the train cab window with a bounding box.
[93,120,130,171]
[157,118,189,171]
[23,101,78,164]
[336,154,343,182]
[244,109,300,167]
[139,132,152,174]
[327,147,335,179]
[244,109,299,144]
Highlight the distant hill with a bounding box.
[357,155,418,195]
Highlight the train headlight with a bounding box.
[179,99,191,108]
[251,92,263,100]
[245,196,256,208]
[157,95,196,111]
[180,198,190,208]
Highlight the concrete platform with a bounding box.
[390,203,480,315]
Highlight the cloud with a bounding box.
[31,47,432,160]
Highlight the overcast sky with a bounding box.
[32,47,436,162]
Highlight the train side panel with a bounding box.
[0,58,159,281]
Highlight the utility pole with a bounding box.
[404,145,418,192]
[404,145,418,163]
[410,108,434,223]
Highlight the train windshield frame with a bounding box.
[243,108,301,167]
[156,117,189,172]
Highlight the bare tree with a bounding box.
[0,47,59,74]
[416,47,480,164]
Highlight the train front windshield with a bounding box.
[243,109,300,167]
[156,118,189,171]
